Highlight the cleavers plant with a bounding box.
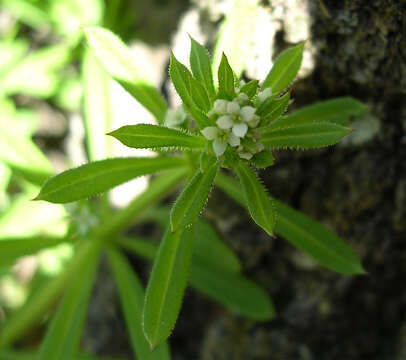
[28,26,367,354]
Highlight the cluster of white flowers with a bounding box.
[201,86,272,159]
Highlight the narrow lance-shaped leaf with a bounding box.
[143,226,194,349]
[261,43,304,94]
[38,244,101,360]
[84,27,167,123]
[234,162,276,236]
[260,123,352,149]
[189,76,211,112]
[240,80,259,98]
[218,53,235,99]
[35,157,186,204]
[118,236,274,321]
[107,247,170,359]
[214,173,365,274]
[257,91,291,125]
[189,36,216,101]
[267,97,366,130]
[108,124,206,150]
[170,158,218,232]
[169,53,210,129]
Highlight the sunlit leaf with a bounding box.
[261,43,304,94]
[260,123,351,149]
[35,157,185,204]
[170,158,218,232]
[234,162,276,236]
[190,76,211,112]
[189,36,216,101]
[268,97,366,130]
[108,124,205,150]
[108,247,170,359]
[217,53,235,99]
[38,245,100,360]
[84,27,167,123]
[143,227,194,349]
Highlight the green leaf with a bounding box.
[189,36,216,101]
[190,258,274,320]
[214,173,365,274]
[108,124,206,150]
[84,27,167,123]
[261,43,304,94]
[0,236,64,263]
[251,151,275,169]
[0,239,99,348]
[169,53,210,129]
[107,247,170,359]
[260,123,352,149]
[273,200,365,274]
[0,349,123,360]
[143,227,194,349]
[218,53,235,99]
[118,236,273,321]
[240,80,259,98]
[82,50,113,161]
[170,158,218,232]
[193,219,241,273]
[234,162,276,236]
[257,92,290,125]
[268,97,366,129]
[35,157,185,204]
[38,245,100,360]
[190,76,211,112]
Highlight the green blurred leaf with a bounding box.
[108,124,206,150]
[260,123,351,149]
[170,158,218,232]
[189,36,216,101]
[234,162,276,236]
[38,244,100,360]
[0,349,123,360]
[107,247,171,359]
[190,258,274,320]
[143,227,194,349]
[190,76,211,112]
[257,92,290,125]
[215,173,365,274]
[84,27,167,123]
[1,0,50,29]
[240,80,259,98]
[0,239,99,347]
[35,157,185,204]
[0,40,28,74]
[268,97,366,129]
[217,53,235,99]
[261,43,304,94]
[251,150,275,169]
[0,236,64,264]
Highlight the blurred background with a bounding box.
[0,0,405,359]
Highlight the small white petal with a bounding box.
[239,80,246,88]
[256,142,265,152]
[201,126,218,140]
[247,114,260,128]
[227,132,240,147]
[240,106,256,123]
[236,93,249,104]
[239,152,253,160]
[258,87,272,103]
[227,101,240,115]
[213,99,228,114]
[232,122,248,138]
[213,140,227,156]
[216,115,233,129]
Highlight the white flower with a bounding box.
[213,99,228,114]
[227,132,241,147]
[256,142,265,152]
[201,126,218,140]
[213,139,227,156]
[247,114,260,128]
[258,87,272,103]
[216,115,233,129]
[227,101,240,115]
[236,92,249,104]
[232,122,248,138]
[240,106,256,123]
